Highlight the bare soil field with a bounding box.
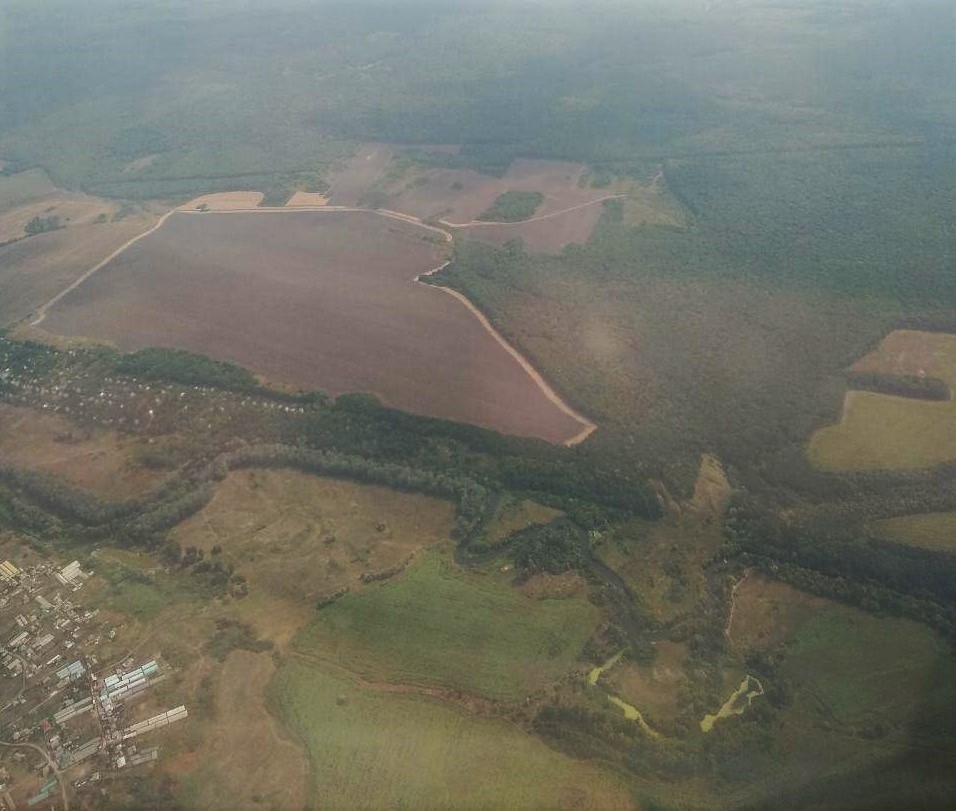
[729,576,832,651]
[0,207,157,326]
[0,403,162,499]
[41,210,589,442]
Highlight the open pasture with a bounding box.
[272,658,635,811]
[0,403,162,499]
[298,550,599,700]
[41,209,589,443]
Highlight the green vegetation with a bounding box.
[0,168,56,210]
[272,658,632,810]
[300,551,599,699]
[781,607,956,731]
[115,347,258,391]
[23,214,62,236]
[478,191,544,222]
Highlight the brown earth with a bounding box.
[0,403,162,500]
[42,209,588,442]
[486,498,564,545]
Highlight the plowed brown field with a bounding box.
[41,210,589,443]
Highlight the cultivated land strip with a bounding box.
[31,202,596,447]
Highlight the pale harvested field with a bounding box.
[0,208,157,326]
[456,201,608,253]
[0,403,162,499]
[0,193,115,244]
[851,329,956,386]
[172,469,456,643]
[179,191,264,211]
[729,575,831,650]
[42,210,588,441]
[285,190,329,207]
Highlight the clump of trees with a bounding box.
[24,215,62,236]
[510,521,588,577]
[845,371,950,401]
[478,191,544,222]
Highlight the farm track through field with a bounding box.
[30,202,596,447]
[0,740,69,810]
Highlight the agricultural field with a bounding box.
[0,403,163,499]
[298,550,600,700]
[0,170,159,326]
[271,657,635,811]
[808,390,956,471]
[327,149,649,252]
[809,330,956,471]
[482,496,564,547]
[873,512,956,554]
[40,209,590,443]
[603,641,689,729]
[171,469,456,646]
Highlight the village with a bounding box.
[0,547,187,809]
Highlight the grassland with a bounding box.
[271,657,635,811]
[873,512,956,554]
[0,403,163,499]
[171,469,456,645]
[0,169,57,211]
[298,551,599,700]
[808,390,956,471]
[780,606,955,733]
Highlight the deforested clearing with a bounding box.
[40,210,590,443]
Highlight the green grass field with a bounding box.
[297,551,599,700]
[874,512,956,554]
[807,391,956,471]
[271,658,634,810]
[781,607,955,731]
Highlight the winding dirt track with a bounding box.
[32,203,596,446]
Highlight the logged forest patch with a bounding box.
[39,209,590,443]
